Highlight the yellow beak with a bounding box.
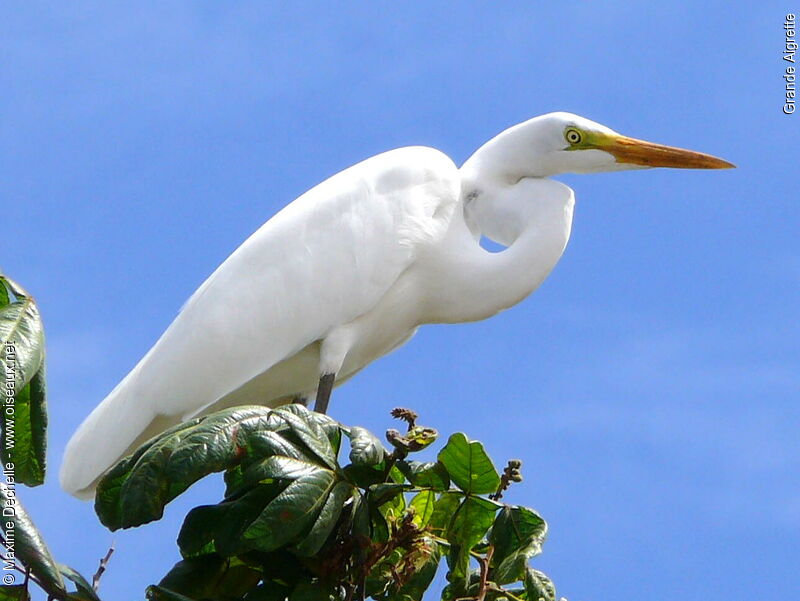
[601,135,735,169]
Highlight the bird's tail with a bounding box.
[59,375,176,500]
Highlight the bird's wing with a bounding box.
[60,146,460,497]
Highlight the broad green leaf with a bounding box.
[490,507,548,585]
[427,492,462,535]
[245,456,327,483]
[388,464,406,484]
[58,564,101,601]
[369,502,390,543]
[223,464,248,499]
[489,506,547,574]
[95,406,319,529]
[157,555,261,601]
[0,276,44,392]
[0,585,30,600]
[447,497,498,584]
[244,469,337,552]
[347,426,386,467]
[342,463,388,488]
[524,567,556,601]
[293,481,354,556]
[369,482,412,508]
[375,483,407,524]
[409,490,436,527]
[0,279,9,308]
[0,276,47,486]
[437,433,500,495]
[396,460,450,491]
[2,365,47,486]
[200,482,286,557]
[176,503,230,557]
[273,405,336,469]
[299,407,343,456]
[0,487,66,598]
[350,492,371,540]
[146,585,200,601]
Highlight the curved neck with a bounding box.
[423,177,574,323]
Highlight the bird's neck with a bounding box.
[422,176,575,323]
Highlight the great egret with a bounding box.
[60,112,733,498]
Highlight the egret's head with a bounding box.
[463,112,735,181]
[545,112,734,174]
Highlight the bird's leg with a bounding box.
[314,373,335,414]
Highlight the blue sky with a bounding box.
[2,2,797,600]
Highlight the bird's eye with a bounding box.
[565,129,582,144]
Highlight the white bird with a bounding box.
[61,112,733,498]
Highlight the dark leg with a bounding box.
[314,373,335,414]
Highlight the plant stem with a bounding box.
[475,546,494,601]
[92,544,115,592]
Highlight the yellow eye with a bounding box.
[565,129,582,144]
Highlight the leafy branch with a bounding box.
[0,273,568,601]
[94,404,563,601]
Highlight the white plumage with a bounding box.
[61,113,732,498]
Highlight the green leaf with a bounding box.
[58,564,102,601]
[0,279,9,308]
[489,506,547,572]
[293,481,354,556]
[245,456,326,483]
[388,464,406,484]
[437,433,500,495]
[244,469,337,552]
[178,482,288,557]
[490,506,548,585]
[156,555,261,601]
[409,490,436,528]
[368,482,412,508]
[0,276,48,487]
[396,460,450,491]
[95,406,324,529]
[347,426,386,467]
[377,486,406,524]
[0,487,66,598]
[273,405,336,469]
[0,276,44,392]
[350,492,371,539]
[342,463,388,488]
[176,503,230,558]
[2,365,47,486]
[447,497,498,585]
[223,464,248,499]
[524,567,556,601]
[0,585,30,600]
[369,502,390,543]
[146,585,200,601]
[427,492,462,535]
